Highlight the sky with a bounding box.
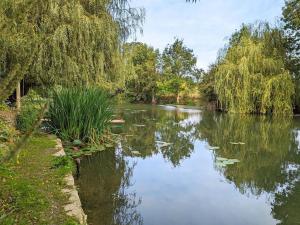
[130,0,285,70]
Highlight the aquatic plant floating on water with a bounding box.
[156,141,173,148]
[215,157,240,167]
[111,119,125,124]
[230,142,245,145]
[133,124,146,127]
[131,151,141,155]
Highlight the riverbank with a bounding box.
[0,134,86,225]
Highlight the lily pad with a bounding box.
[230,142,245,145]
[230,142,240,145]
[215,162,227,167]
[111,119,125,124]
[156,141,173,148]
[227,159,240,163]
[131,151,141,155]
[216,157,240,167]
[216,157,228,161]
[223,161,235,165]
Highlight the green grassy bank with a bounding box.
[0,134,79,225]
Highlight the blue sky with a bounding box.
[130,0,285,70]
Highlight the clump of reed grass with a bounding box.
[47,87,113,143]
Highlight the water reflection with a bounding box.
[197,112,300,224]
[197,112,300,195]
[77,105,300,225]
[117,105,200,167]
[76,149,143,225]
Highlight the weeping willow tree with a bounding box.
[0,0,144,101]
[215,24,295,115]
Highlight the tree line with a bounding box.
[0,0,299,115]
[200,0,300,115]
[123,39,202,104]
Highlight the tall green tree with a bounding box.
[214,24,294,115]
[160,38,198,103]
[124,42,160,103]
[0,0,144,101]
[282,0,300,111]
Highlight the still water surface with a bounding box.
[76,105,300,225]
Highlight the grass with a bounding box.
[16,90,46,133]
[0,134,79,225]
[47,87,113,143]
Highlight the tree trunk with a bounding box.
[151,89,156,105]
[16,82,21,111]
[176,93,180,104]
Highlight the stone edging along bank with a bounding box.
[53,138,88,225]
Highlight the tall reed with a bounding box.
[48,87,113,143]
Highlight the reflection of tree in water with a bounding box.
[272,179,300,225]
[197,112,300,225]
[117,106,200,167]
[76,150,142,225]
[155,112,198,167]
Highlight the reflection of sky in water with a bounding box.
[179,113,202,127]
[125,140,277,225]
[78,106,300,225]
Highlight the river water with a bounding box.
[76,104,300,225]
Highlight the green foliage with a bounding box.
[52,156,74,175]
[63,220,80,225]
[0,119,15,143]
[214,24,294,115]
[16,90,45,132]
[124,42,160,102]
[0,0,36,102]
[0,118,16,159]
[282,0,300,72]
[48,87,113,143]
[282,0,300,111]
[160,38,199,103]
[162,38,197,78]
[199,64,217,102]
[157,77,189,96]
[0,135,82,224]
[0,102,9,111]
[0,0,144,101]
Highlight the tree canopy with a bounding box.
[0,0,144,101]
[214,24,294,115]
[124,42,159,103]
[282,0,300,110]
[159,39,199,103]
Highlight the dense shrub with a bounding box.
[0,102,9,111]
[48,87,113,143]
[16,90,45,132]
[0,118,17,159]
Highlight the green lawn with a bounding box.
[0,134,79,225]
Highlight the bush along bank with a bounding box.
[46,87,117,159]
[0,86,118,224]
